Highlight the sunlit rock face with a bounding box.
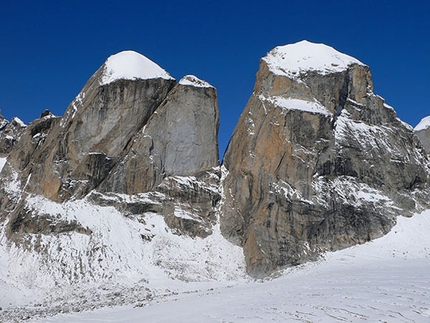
[221,41,430,277]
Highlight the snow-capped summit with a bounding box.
[263,40,365,78]
[100,50,174,85]
[414,115,430,131]
[179,75,213,88]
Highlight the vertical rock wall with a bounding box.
[221,42,430,277]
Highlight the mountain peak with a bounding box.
[100,50,174,85]
[262,40,365,78]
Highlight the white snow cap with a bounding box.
[263,40,365,78]
[100,50,174,85]
[12,117,26,127]
[179,75,213,88]
[414,116,430,131]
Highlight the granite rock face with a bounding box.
[221,41,430,277]
[7,73,175,201]
[1,52,221,245]
[100,75,219,194]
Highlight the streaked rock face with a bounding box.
[221,42,430,277]
[99,79,220,194]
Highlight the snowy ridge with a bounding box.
[263,40,364,78]
[100,50,174,85]
[179,75,213,88]
[415,115,430,131]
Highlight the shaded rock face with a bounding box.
[221,42,430,277]
[100,81,220,194]
[416,129,430,154]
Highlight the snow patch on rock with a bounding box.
[100,50,174,85]
[12,117,26,128]
[263,40,364,78]
[259,94,332,116]
[179,75,213,88]
[0,157,6,172]
[415,115,430,131]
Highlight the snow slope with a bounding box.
[415,115,430,131]
[0,180,246,321]
[18,209,430,323]
[100,50,174,85]
[263,40,364,78]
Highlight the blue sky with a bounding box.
[1,1,429,156]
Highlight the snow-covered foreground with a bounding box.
[23,209,430,323]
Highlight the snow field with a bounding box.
[415,115,430,131]
[27,209,430,322]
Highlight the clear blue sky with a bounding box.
[1,1,429,156]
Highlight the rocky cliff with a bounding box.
[221,41,430,277]
[0,41,429,297]
[0,50,225,287]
